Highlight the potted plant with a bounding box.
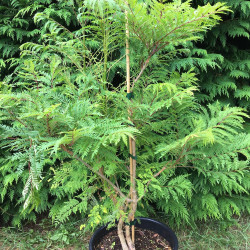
[2,0,247,249]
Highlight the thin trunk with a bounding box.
[99,167,117,204]
[125,225,135,250]
[118,218,129,250]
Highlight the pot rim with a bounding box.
[89,217,178,250]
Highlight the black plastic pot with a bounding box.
[89,217,178,250]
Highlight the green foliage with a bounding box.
[162,0,250,227]
[169,0,250,111]
[0,155,52,226]
[0,0,249,232]
[0,0,78,80]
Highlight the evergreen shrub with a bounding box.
[0,2,249,244]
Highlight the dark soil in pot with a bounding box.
[95,227,172,249]
[89,217,178,250]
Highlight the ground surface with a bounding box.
[0,215,249,249]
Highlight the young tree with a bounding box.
[1,1,249,249]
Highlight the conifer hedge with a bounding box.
[0,0,249,228]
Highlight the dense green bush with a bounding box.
[0,0,249,230]
[170,0,250,112]
[165,0,250,225]
[0,0,79,80]
[0,0,79,226]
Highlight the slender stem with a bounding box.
[99,166,118,203]
[131,45,158,90]
[60,145,132,202]
[131,57,150,90]
[118,218,129,250]
[7,110,28,128]
[125,225,135,249]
